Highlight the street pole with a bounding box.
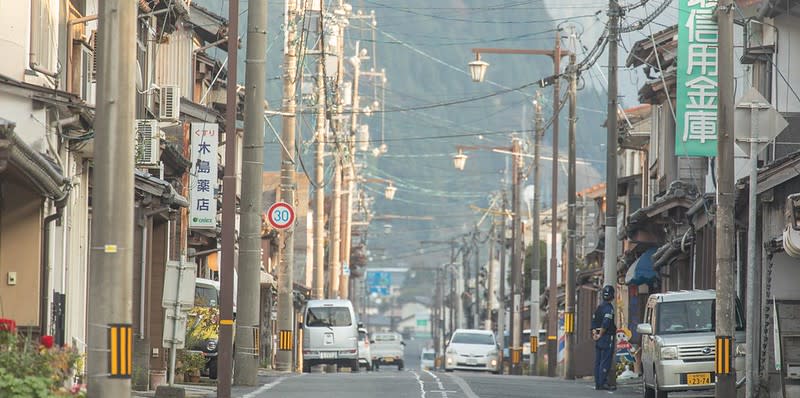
[312,14,326,300]
[329,156,342,297]
[497,199,508,373]
[511,138,523,375]
[564,47,578,380]
[603,2,620,387]
[486,224,495,331]
[218,0,239,392]
[715,0,736,394]
[547,30,562,378]
[341,42,362,299]
[87,1,135,396]
[530,92,543,374]
[276,0,299,372]
[235,0,267,385]
[462,238,471,328]
[473,230,481,329]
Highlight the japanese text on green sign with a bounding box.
[677,0,719,156]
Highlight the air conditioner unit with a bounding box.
[135,119,161,166]
[159,85,180,122]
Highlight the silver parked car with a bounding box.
[357,327,373,371]
[444,329,499,374]
[638,290,745,398]
[302,299,359,372]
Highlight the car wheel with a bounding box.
[351,359,360,373]
[372,362,379,371]
[445,368,453,373]
[303,360,311,373]
[398,361,404,371]
[643,380,655,398]
[208,358,218,380]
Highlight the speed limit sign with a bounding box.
[267,202,295,230]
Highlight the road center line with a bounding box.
[447,373,481,398]
[411,371,427,398]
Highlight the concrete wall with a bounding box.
[0,178,44,327]
[0,0,31,81]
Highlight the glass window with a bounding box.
[452,332,495,345]
[194,285,219,307]
[305,307,352,327]
[656,299,744,335]
[422,353,436,360]
[359,331,368,341]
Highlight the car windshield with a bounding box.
[452,332,495,345]
[657,299,744,334]
[422,353,435,360]
[305,306,352,327]
[194,285,218,307]
[374,334,398,342]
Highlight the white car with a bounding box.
[357,328,373,371]
[445,329,499,374]
[420,348,436,370]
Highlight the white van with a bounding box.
[302,299,359,372]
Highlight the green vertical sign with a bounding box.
[676,0,719,157]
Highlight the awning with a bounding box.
[625,247,658,285]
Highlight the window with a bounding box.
[31,0,59,74]
[452,332,495,345]
[656,299,744,335]
[358,330,368,342]
[305,307,352,327]
[422,353,436,360]
[194,285,219,308]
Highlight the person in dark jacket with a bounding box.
[592,285,616,391]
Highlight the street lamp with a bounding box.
[468,54,489,83]
[384,184,397,200]
[453,149,468,170]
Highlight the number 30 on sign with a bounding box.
[267,202,295,230]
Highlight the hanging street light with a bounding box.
[384,183,397,200]
[453,149,468,170]
[468,53,489,83]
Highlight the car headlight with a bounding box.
[735,343,747,357]
[206,340,217,352]
[660,346,678,360]
[490,358,498,367]
[446,357,453,364]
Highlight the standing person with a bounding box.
[592,285,616,391]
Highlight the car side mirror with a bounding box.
[637,323,653,335]
[358,322,364,329]
[370,340,375,344]
[401,341,406,346]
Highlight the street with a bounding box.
[237,370,642,398]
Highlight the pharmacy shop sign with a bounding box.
[677,0,719,157]
[189,123,219,229]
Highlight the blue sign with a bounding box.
[367,272,392,297]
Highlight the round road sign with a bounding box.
[267,202,295,230]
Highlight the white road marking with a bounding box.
[411,371,427,398]
[447,373,481,398]
[241,375,293,398]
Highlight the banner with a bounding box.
[676,0,719,156]
[189,123,219,229]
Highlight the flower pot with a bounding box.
[189,374,201,383]
[174,373,184,383]
[149,370,167,390]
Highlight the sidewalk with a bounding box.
[132,370,293,398]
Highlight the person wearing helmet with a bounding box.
[591,285,617,391]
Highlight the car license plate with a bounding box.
[467,358,477,365]
[320,352,337,359]
[686,372,711,385]
[384,357,394,363]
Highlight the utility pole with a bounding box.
[486,223,495,331]
[276,0,299,372]
[87,1,135,396]
[497,192,508,374]
[510,138,523,375]
[328,157,342,297]
[529,92,543,374]
[341,42,362,299]
[218,0,239,392]
[473,229,481,329]
[235,0,267,385]
[603,2,620,387]
[547,30,563,379]
[715,0,736,395]
[564,42,578,380]
[312,7,326,301]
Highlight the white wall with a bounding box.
[773,15,800,113]
[0,0,31,81]
[0,93,49,152]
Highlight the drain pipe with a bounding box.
[41,203,65,338]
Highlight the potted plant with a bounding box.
[176,350,205,383]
